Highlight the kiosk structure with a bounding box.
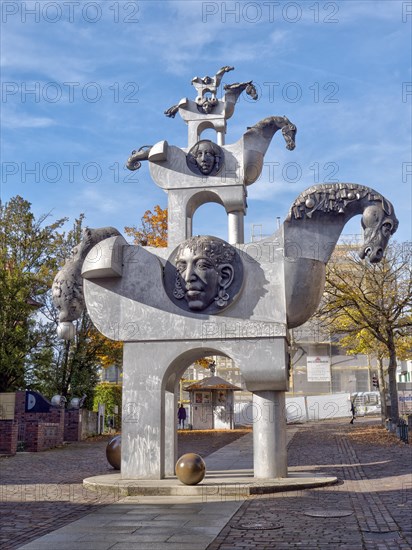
[52,67,398,481]
[185,375,242,430]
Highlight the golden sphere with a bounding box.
[175,453,206,485]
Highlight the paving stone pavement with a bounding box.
[0,438,120,550]
[208,418,412,550]
[1,418,411,550]
[0,431,247,550]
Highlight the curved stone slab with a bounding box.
[83,472,338,497]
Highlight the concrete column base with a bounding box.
[253,390,287,478]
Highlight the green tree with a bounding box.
[93,382,122,429]
[316,242,412,422]
[0,196,66,391]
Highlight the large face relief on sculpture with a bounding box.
[186,140,224,177]
[164,236,243,314]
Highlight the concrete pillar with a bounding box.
[164,388,177,476]
[253,390,287,478]
[186,216,192,240]
[168,193,188,248]
[121,344,164,479]
[228,211,244,244]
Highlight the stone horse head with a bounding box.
[283,184,398,328]
[359,203,399,263]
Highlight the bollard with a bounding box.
[397,418,409,444]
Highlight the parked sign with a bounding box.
[307,356,331,382]
[399,391,412,414]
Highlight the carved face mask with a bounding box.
[165,236,243,315]
[194,143,217,175]
[175,247,234,310]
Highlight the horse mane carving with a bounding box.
[52,226,121,339]
[287,183,398,230]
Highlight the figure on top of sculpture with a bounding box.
[163,65,258,119]
[191,65,234,113]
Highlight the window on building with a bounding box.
[355,370,369,392]
[331,370,341,393]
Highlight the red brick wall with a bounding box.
[37,423,62,451]
[64,410,81,441]
[0,420,18,455]
[14,391,65,452]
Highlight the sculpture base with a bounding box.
[83,470,338,497]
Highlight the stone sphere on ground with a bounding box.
[175,453,206,485]
[106,435,121,470]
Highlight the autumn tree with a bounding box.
[316,242,412,422]
[0,196,66,391]
[124,205,167,246]
[336,329,411,420]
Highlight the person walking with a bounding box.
[178,404,187,429]
[350,398,356,424]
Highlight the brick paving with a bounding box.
[0,431,248,550]
[1,420,411,550]
[0,438,116,550]
[208,419,412,550]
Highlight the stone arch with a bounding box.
[184,190,227,241]
[187,119,225,145]
[197,120,217,140]
[162,346,237,476]
[163,346,232,393]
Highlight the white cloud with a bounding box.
[2,113,56,129]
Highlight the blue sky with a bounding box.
[1,0,411,244]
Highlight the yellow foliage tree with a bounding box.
[316,242,412,422]
[88,330,123,369]
[124,205,168,247]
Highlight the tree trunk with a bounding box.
[377,357,387,425]
[387,338,399,424]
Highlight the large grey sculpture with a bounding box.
[52,67,398,481]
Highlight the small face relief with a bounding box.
[186,140,224,177]
[194,144,216,175]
